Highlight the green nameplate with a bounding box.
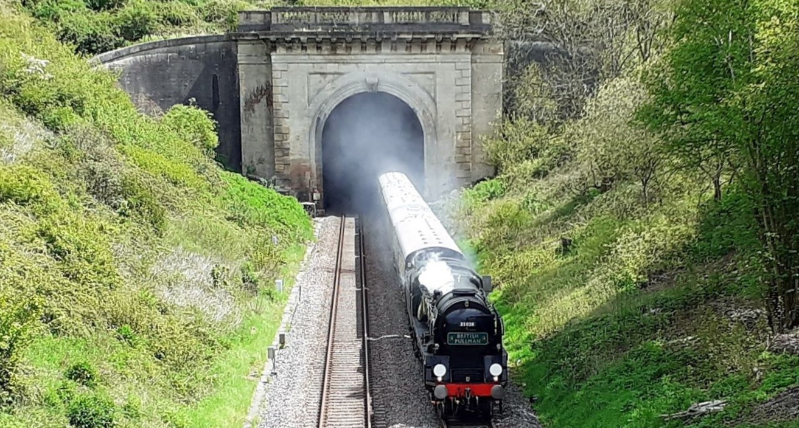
[447,332,488,345]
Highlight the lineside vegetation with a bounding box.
[435,0,799,427]
[0,1,313,426]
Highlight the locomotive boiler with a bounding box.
[376,172,508,420]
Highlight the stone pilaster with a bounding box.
[271,61,292,188]
[454,59,473,185]
[470,38,504,183]
[238,40,274,180]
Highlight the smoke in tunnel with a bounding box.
[321,92,424,215]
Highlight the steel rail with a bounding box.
[318,216,371,427]
[318,217,347,427]
[358,215,373,428]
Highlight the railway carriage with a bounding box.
[376,172,508,420]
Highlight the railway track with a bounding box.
[318,216,372,428]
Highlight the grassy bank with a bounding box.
[445,140,799,428]
[437,0,799,421]
[0,2,313,426]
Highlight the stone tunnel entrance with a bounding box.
[321,92,424,215]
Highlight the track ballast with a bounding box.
[318,216,372,428]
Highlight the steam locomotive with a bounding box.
[376,172,508,420]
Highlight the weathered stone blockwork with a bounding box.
[93,36,242,171]
[236,7,503,203]
[93,7,503,205]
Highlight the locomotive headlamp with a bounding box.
[433,364,447,378]
[489,363,503,377]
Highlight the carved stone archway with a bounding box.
[308,71,437,201]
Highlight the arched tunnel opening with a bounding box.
[321,92,425,215]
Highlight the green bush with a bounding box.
[28,0,87,22]
[115,1,157,42]
[200,0,251,30]
[0,247,43,405]
[66,393,115,428]
[114,324,140,347]
[57,12,124,56]
[37,209,121,290]
[483,117,552,173]
[85,0,127,12]
[461,178,505,212]
[151,1,198,27]
[0,165,60,212]
[160,104,219,155]
[64,362,98,388]
[118,174,166,233]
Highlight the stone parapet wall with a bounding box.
[238,7,492,33]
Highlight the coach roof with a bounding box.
[378,172,464,263]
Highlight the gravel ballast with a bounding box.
[252,214,543,428]
[255,216,340,428]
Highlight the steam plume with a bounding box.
[322,91,424,214]
[417,253,456,296]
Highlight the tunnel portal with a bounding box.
[321,92,424,215]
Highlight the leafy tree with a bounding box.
[640,0,799,332]
[499,0,673,121]
[506,63,558,125]
[573,74,664,202]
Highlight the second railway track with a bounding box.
[318,216,372,428]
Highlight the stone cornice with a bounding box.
[233,33,489,54]
[237,7,494,35]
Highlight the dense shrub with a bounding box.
[28,0,87,21]
[160,103,219,155]
[115,1,157,41]
[482,117,551,173]
[64,362,98,388]
[463,178,505,207]
[84,0,127,12]
[57,12,124,56]
[0,164,60,210]
[152,1,198,27]
[0,6,313,426]
[0,246,43,405]
[66,394,116,428]
[23,0,260,56]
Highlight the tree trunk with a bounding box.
[713,172,722,201]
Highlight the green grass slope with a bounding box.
[440,79,799,427]
[0,2,313,427]
[431,1,799,426]
[20,0,264,55]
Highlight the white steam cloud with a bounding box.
[322,92,424,213]
[417,252,456,296]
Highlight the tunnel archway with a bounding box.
[321,92,424,215]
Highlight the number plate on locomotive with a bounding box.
[447,332,488,345]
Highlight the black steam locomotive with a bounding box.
[377,172,508,420]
